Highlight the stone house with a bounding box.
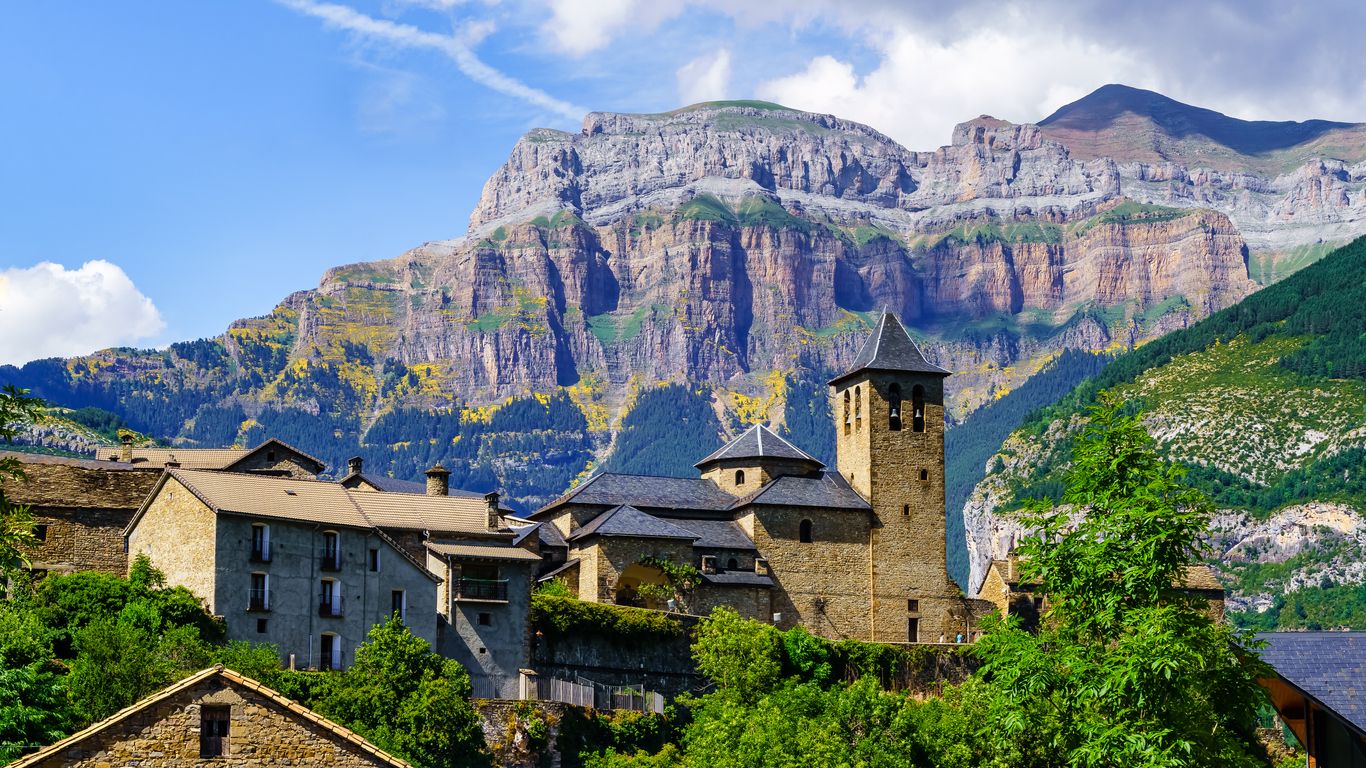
[3,452,162,577]
[530,312,982,643]
[1258,632,1366,767]
[95,436,326,479]
[5,664,415,768]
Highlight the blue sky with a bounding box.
[2,0,1362,365]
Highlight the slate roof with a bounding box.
[830,310,950,385]
[539,558,580,581]
[341,471,491,499]
[681,518,757,550]
[569,505,701,542]
[540,473,737,513]
[426,541,544,562]
[5,665,413,768]
[93,437,326,473]
[734,471,871,510]
[694,424,824,468]
[0,451,161,508]
[702,571,775,588]
[1258,632,1366,735]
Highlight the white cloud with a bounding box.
[676,49,731,106]
[278,0,587,121]
[540,0,686,56]
[0,261,165,366]
[757,23,1152,149]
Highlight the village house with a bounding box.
[4,452,161,578]
[1258,632,1366,766]
[530,312,987,643]
[95,435,326,478]
[4,665,418,768]
[124,466,536,697]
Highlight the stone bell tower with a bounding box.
[829,311,960,643]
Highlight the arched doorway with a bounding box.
[615,562,671,608]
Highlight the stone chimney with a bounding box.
[119,433,133,463]
[484,491,501,530]
[347,456,363,475]
[425,464,450,497]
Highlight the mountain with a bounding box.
[962,236,1366,627]
[3,89,1363,518]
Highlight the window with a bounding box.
[843,391,852,435]
[369,548,381,572]
[912,385,926,432]
[319,579,342,617]
[256,618,268,634]
[798,519,813,543]
[34,524,48,543]
[321,531,340,571]
[854,386,862,431]
[727,558,739,570]
[391,590,406,622]
[249,573,269,612]
[907,617,920,643]
[902,504,910,516]
[1033,597,1044,612]
[266,450,276,462]
[734,469,745,486]
[251,524,270,562]
[919,469,929,482]
[477,612,492,626]
[754,558,770,576]
[320,634,340,670]
[907,599,920,612]
[888,383,903,431]
[700,555,717,574]
[200,705,230,758]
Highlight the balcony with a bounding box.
[247,589,272,612]
[454,577,508,602]
[320,552,342,572]
[250,546,271,564]
[318,594,345,618]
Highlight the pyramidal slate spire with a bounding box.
[829,311,949,385]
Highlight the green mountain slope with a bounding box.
[964,236,1366,627]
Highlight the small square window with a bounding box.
[907,599,920,612]
[477,612,492,626]
[256,618,268,634]
[478,647,487,654]
[34,524,48,542]
[919,469,929,482]
[369,548,381,572]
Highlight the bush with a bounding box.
[532,594,684,641]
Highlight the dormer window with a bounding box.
[701,556,717,574]
[734,469,745,486]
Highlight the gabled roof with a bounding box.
[342,472,428,494]
[4,665,414,768]
[93,437,326,474]
[350,490,494,534]
[568,504,701,542]
[732,471,871,511]
[537,473,737,515]
[694,424,823,469]
[829,310,950,385]
[0,451,161,508]
[683,518,757,550]
[426,541,544,562]
[1259,632,1366,736]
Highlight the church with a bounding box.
[529,311,983,643]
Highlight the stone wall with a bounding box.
[688,583,770,622]
[127,477,218,602]
[580,537,694,606]
[21,675,401,768]
[231,450,320,479]
[26,507,132,575]
[744,505,873,639]
[532,613,706,698]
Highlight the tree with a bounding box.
[0,386,44,573]
[690,607,783,703]
[315,617,487,768]
[974,392,1271,768]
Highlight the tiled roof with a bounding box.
[166,469,371,528]
[569,505,700,542]
[702,571,775,587]
[4,665,414,768]
[694,424,823,468]
[680,518,756,550]
[830,311,949,384]
[93,446,251,468]
[93,438,326,473]
[1259,632,1366,735]
[426,541,544,562]
[0,451,161,508]
[540,473,737,514]
[734,471,871,510]
[349,489,493,534]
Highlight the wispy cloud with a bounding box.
[278,0,586,122]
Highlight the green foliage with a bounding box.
[975,393,1271,767]
[634,556,701,608]
[61,406,125,439]
[534,577,573,598]
[1,385,44,573]
[0,663,73,762]
[557,707,679,768]
[313,617,487,768]
[780,627,832,685]
[690,607,783,703]
[602,384,722,478]
[531,594,684,641]
[1229,582,1366,631]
